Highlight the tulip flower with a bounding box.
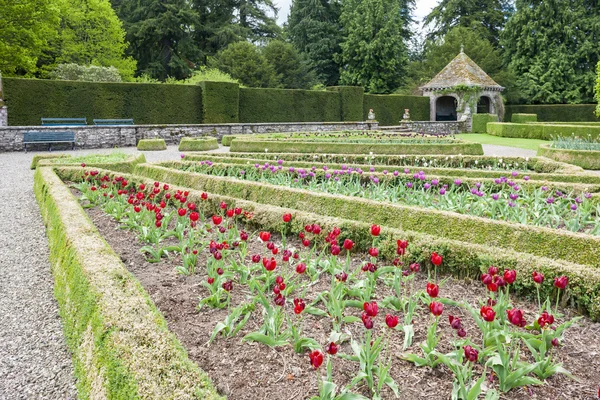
[296,263,306,274]
[222,281,233,292]
[463,345,478,363]
[134,206,141,213]
[335,271,348,282]
[363,301,378,317]
[293,298,306,314]
[503,269,516,285]
[262,257,277,271]
[430,252,442,266]
[532,271,544,284]
[212,215,222,225]
[481,273,493,285]
[507,308,527,327]
[331,244,341,256]
[370,224,381,236]
[309,350,324,369]
[368,247,379,257]
[480,306,496,322]
[312,224,322,235]
[240,231,248,241]
[361,312,374,329]
[219,201,227,209]
[259,231,271,242]
[207,277,214,285]
[385,314,399,329]
[251,254,261,263]
[178,208,186,217]
[552,338,559,347]
[554,275,568,290]
[537,311,555,328]
[429,301,444,317]
[343,239,354,250]
[448,315,462,330]
[326,342,339,355]
[488,266,498,276]
[426,282,439,298]
[226,209,234,218]
[274,294,285,307]
[283,213,292,223]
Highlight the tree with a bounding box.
[236,0,282,41]
[287,0,343,86]
[0,0,60,76]
[424,0,512,46]
[338,0,409,93]
[50,63,123,82]
[263,41,315,89]
[211,41,279,88]
[502,0,600,104]
[115,0,200,80]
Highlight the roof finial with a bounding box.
[460,44,464,54]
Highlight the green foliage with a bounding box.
[50,64,123,82]
[327,86,365,121]
[338,0,409,93]
[263,41,315,89]
[3,77,203,125]
[200,81,240,123]
[502,0,600,104]
[238,88,341,123]
[211,42,279,88]
[538,144,600,170]
[472,114,498,133]
[424,0,512,46]
[506,105,599,122]
[0,0,60,76]
[487,122,600,141]
[137,139,167,151]
[287,0,343,86]
[596,61,600,117]
[511,114,537,123]
[172,67,239,85]
[178,137,219,152]
[363,94,430,126]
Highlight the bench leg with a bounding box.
[49,144,52,152]
[72,142,75,151]
[24,143,27,153]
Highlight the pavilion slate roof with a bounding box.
[421,51,503,90]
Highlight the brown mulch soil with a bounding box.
[85,206,600,400]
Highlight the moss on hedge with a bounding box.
[56,166,600,320]
[178,137,219,152]
[538,144,600,170]
[135,163,600,267]
[511,114,538,123]
[472,114,498,133]
[137,139,167,151]
[229,138,484,155]
[34,167,222,399]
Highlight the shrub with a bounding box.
[137,139,166,151]
[511,113,537,123]
[472,114,498,133]
[538,144,600,170]
[50,64,123,82]
[487,122,600,140]
[178,137,219,152]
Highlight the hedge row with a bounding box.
[327,86,365,121]
[135,163,600,267]
[56,166,600,320]
[472,114,498,133]
[229,138,484,155]
[137,139,167,151]
[178,137,219,152]
[33,153,146,174]
[505,104,599,122]
[511,113,538,123]
[487,122,600,140]
[363,94,430,126]
[537,144,600,170]
[3,77,203,126]
[200,81,239,123]
[34,167,221,399]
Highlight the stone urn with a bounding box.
[367,109,376,121]
[402,109,411,122]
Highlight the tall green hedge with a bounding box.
[506,104,599,122]
[326,86,364,121]
[472,113,498,132]
[488,122,600,140]
[199,81,239,123]
[363,94,430,126]
[3,78,203,126]
[596,61,600,117]
[239,88,341,123]
[511,113,538,123]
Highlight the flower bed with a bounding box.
[538,144,600,170]
[137,138,167,151]
[178,137,219,152]
[32,152,146,173]
[47,165,600,399]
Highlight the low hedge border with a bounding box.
[134,163,600,267]
[178,137,219,152]
[35,153,147,174]
[538,144,600,170]
[56,166,600,320]
[34,166,221,399]
[137,139,167,151]
[183,154,600,185]
[31,154,70,169]
[472,114,498,133]
[511,114,538,123]
[230,139,484,155]
[221,135,235,146]
[488,122,600,141]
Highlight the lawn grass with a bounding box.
[457,133,550,151]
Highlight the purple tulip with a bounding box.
[508,201,516,207]
[406,182,413,189]
[575,197,583,204]
[393,170,399,176]
[570,204,577,211]
[454,179,462,186]
[424,183,431,189]
[278,159,283,165]
[547,197,555,204]
[431,179,439,186]
[492,193,500,201]
[584,192,592,199]
[512,171,518,177]
[541,186,549,191]
[325,173,331,179]
[510,193,518,200]
[524,176,530,181]
[404,168,410,174]
[439,188,446,195]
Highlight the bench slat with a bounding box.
[93,118,134,125]
[41,117,87,126]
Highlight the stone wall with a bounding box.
[401,121,467,135]
[0,121,379,152]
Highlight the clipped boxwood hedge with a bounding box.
[30,154,70,169]
[538,144,600,170]
[472,114,498,133]
[57,166,600,320]
[326,86,364,121]
[137,139,167,151]
[505,104,599,123]
[511,113,538,123]
[229,138,484,155]
[487,122,600,140]
[199,81,239,123]
[34,167,221,399]
[363,94,430,126]
[33,153,146,174]
[178,137,218,152]
[221,135,236,146]
[136,162,600,267]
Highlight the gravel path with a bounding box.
[481,144,537,158]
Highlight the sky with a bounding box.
[274,0,439,26]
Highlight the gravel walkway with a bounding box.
[481,144,537,158]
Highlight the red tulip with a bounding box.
[385,314,399,329]
[343,239,354,250]
[81,163,86,167]
[309,350,324,369]
[532,271,544,284]
[488,266,499,276]
[212,215,222,225]
[304,224,313,233]
[311,224,322,235]
[155,220,162,228]
[503,269,517,285]
[431,252,442,266]
[326,342,338,355]
[370,224,381,236]
[134,206,141,213]
[283,213,292,223]
[302,239,310,247]
[480,306,496,322]
[240,231,248,241]
[274,294,285,307]
[139,184,145,190]
[259,231,271,242]
[251,254,261,263]
[361,312,374,329]
[368,247,379,257]
[552,338,560,347]
[487,282,498,292]
[207,277,214,285]
[457,328,467,337]
[296,263,306,274]
[448,315,462,330]
[426,282,439,298]
[226,209,234,218]
[481,273,493,285]
[262,257,277,271]
[363,301,378,317]
[219,201,227,209]
[335,271,348,282]
[176,208,186,217]
[293,298,305,314]
[429,301,444,317]
[222,280,233,292]
[537,311,555,328]
[216,267,223,275]
[330,244,341,255]
[507,308,527,327]
[187,202,196,210]
[463,345,478,363]
[554,275,568,290]
[201,192,208,200]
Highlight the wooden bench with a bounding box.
[41,117,87,126]
[23,131,76,152]
[93,118,134,126]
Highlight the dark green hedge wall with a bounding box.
[326,86,364,121]
[505,104,599,122]
[200,81,239,123]
[363,94,430,126]
[3,78,203,126]
[239,88,341,123]
[472,114,498,133]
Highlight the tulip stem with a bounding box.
[555,289,561,315]
[536,285,541,311]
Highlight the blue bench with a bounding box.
[41,117,87,126]
[93,119,134,126]
[23,131,76,152]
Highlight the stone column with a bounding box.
[0,73,7,127]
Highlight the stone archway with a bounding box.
[477,96,492,114]
[435,96,458,121]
